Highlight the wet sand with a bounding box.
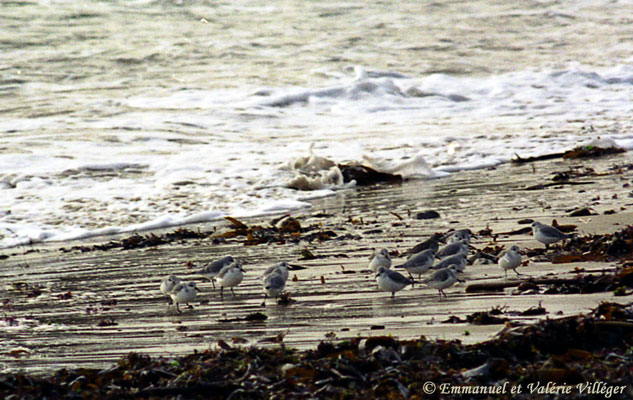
[1,154,632,376]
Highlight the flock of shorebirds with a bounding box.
[159,221,572,312]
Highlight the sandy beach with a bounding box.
[2,152,632,379]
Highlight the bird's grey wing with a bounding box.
[432,268,450,281]
[540,225,567,238]
[265,274,286,289]
[436,255,459,268]
[388,270,413,284]
[217,264,233,278]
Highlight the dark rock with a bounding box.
[415,210,440,220]
[569,207,596,217]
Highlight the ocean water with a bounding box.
[2,0,633,248]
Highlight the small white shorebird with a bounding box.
[160,274,182,297]
[198,255,235,289]
[396,248,435,282]
[423,265,460,298]
[436,240,469,259]
[498,245,522,278]
[407,234,441,255]
[443,229,472,244]
[261,271,287,306]
[368,248,392,272]
[261,261,290,282]
[217,262,245,299]
[531,221,572,250]
[433,254,467,272]
[170,281,201,313]
[375,266,414,298]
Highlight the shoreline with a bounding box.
[1,153,633,379]
[1,141,624,253]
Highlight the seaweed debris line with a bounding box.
[2,302,632,399]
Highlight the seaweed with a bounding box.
[512,145,625,164]
[557,225,633,262]
[338,164,403,186]
[58,215,341,253]
[4,303,633,399]
[61,228,210,253]
[562,146,626,159]
[213,216,337,246]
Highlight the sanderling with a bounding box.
[443,229,472,244]
[406,234,442,255]
[433,253,467,272]
[498,245,522,278]
[396,248,435,281]
[160,274,182,297]
[198,255,235,289]
[436,240,469,259]
[170,281,201,312]
[368,248,392,272]
[422,265,460,298]
[262,261,290,281]
[531,221,571,250]
[375,266,414,298]
[217,262,245,299]
[261,272,287,306]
